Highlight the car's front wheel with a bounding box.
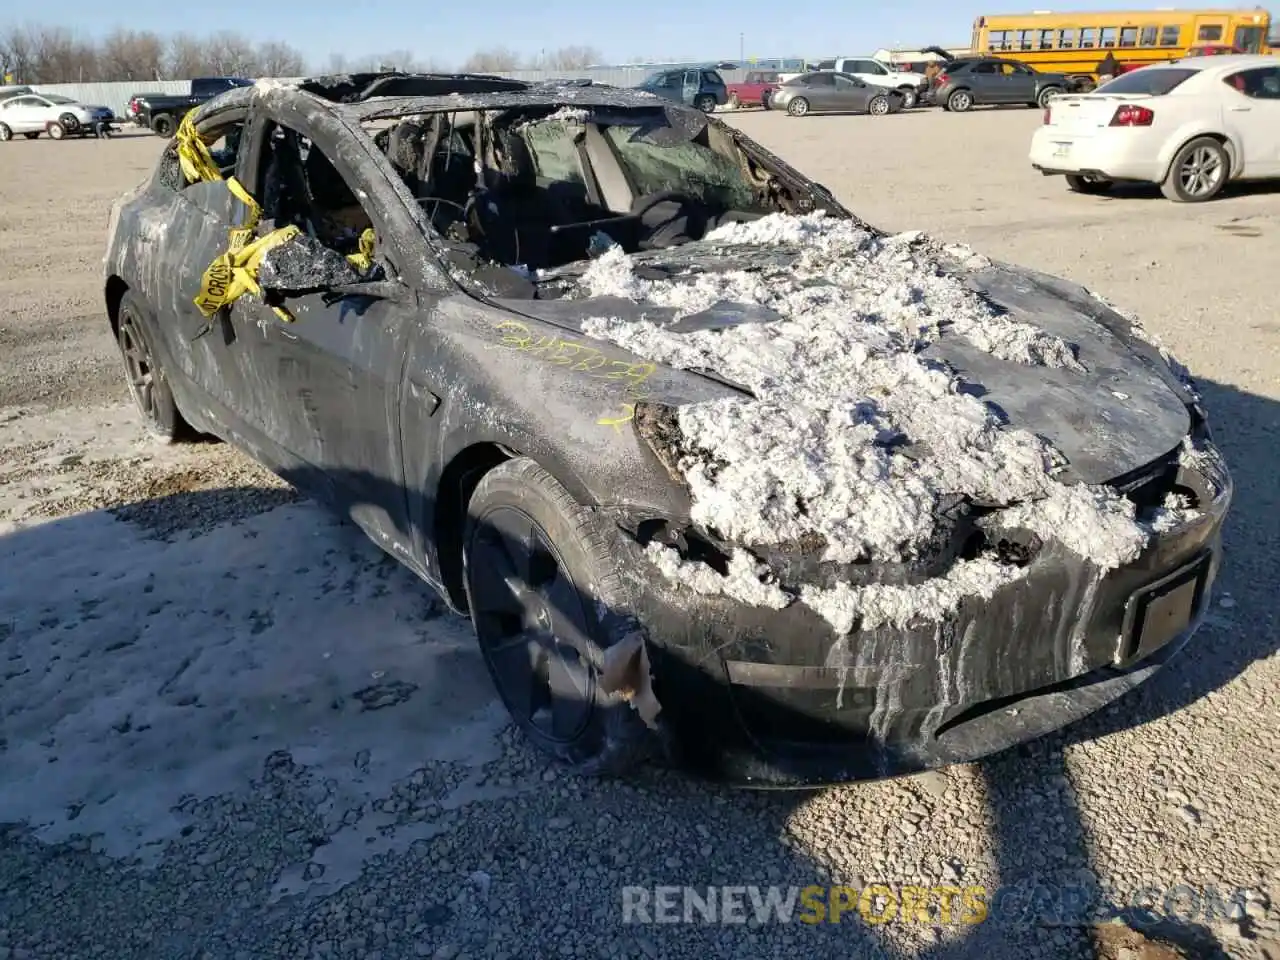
[868,94,891,116]
[115,290,194,443]
[786,96,810,117]
[463,457,651,776]
[1162,136,1228,202]
[1037,86,1062,108]
[47,121,67,140]
[0,123,11,142]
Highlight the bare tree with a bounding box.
[256,40,305,78]
[165,33,207,80]
[0,25,36,83]
[204,30,259,77]
[99,29,165,81]
[460,46,521,74]
[26,25,99,82]
[546,45,601,70]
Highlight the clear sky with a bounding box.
[16,0,1246,66]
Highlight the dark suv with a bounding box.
[928,57,1067,112]
[635,66,729,112]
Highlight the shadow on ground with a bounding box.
[0,377,1273,958]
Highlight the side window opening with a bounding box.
[158,117,244,193]
[257,121,385,283]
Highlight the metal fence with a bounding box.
[26,67,778,119]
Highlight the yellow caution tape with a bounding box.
[175,111,223,185]
[345,228,376,272]
[195,225,301,320]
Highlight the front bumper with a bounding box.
[629,435,1231,786]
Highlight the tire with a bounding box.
[151,113,175,138]
[58,112,80,133]
[947,88,974,112]
[1037,86,1062,108]
[47,121,67,140]
[693,94,716,113]
[23,132,39,140]
[786,96,810,117]
[463,457,652,776]
[1065,174,1114,195]
[115,290,194,443]
[1161,136,1228,202]
[868,94,891,116]
[897,86,918,109]
[0,123,11,142]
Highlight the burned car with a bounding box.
[103,72,1230,785]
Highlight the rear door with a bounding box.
[1222,65,1280,176]
[802,71,839,108]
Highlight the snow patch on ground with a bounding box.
[574,213,1159,631]
[0,407,508,886]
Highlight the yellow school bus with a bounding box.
[972,8,1272,87]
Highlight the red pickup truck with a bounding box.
[727,70,780,109]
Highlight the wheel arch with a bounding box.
[105,274,129,338]
[1159,130,1238,182]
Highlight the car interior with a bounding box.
[363,105,795,271]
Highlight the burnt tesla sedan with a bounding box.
[103,72,1231,786]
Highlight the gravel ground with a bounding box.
[0,108,1277,960]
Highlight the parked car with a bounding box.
[929,57,1068,111]
[0,92,116,140]
[726,70,780,109]
[770,71,905,117]
[1031,55,1280,202]
[634,66,728,112]
[105,73,1229,785]
[126,77,252,137]
[809,57,930,108]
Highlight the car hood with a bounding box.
[499,238,1191,487]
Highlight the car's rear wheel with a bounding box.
[693,94,717,113]
[463,457,651,776]
[116,290,194,443]
[151,113,175,138]
[787,96,810,117]
[1065,174,1114,195]
[897,86,918,109]
[47,121,67,140]
[947,89,974,112]
[868,94,891,116]
[1161,136,1228,202]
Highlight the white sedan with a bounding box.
[1029,54,1280,202]
[0,92,115,141]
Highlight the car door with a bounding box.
[643,71,681,103]
[228,108,417,543]
[3,96,44,132]
[848,59,889,89]
[1005,61,1039,102]
[145,108,261,428]
[832,73,872,111]
[802,71,839,109]
[681,69,701,104]
[1222,65,1280,177]
[965,61,1004,102]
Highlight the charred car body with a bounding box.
[103,72,1231,786]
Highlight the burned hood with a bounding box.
[501,233,1192,487]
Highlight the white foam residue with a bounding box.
[643,541,791,609]
[577,213,1157,631]
[800,558,1025,635]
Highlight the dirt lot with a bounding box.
[0,110,1277,960]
